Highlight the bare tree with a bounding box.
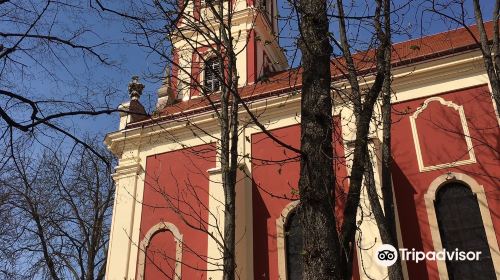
[0,1,415,279]
[283,0,406,278]
[0,0,278,279]
[294,0,342,278]
[0,139,114,280]
[0,0,143,163]
[119,0,407,278]
[92,1,246,278]
[377,52,404,280]
[329,0,403,279]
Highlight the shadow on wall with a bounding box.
[391,162,430,280]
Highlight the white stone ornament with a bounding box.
[128,75,145,100]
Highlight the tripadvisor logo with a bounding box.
[375,244,398,267]
[374,244,482,267]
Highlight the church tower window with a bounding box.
[204,57,221,92]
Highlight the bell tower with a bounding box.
[159,0,288,103]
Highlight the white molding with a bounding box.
[137,222,184,280]
[112,160,143,180]
[484,78,500,127]
[207,167,222,174]
[105,54,485,158]
[276,200,299,280]
[206,165,225,280]
[105,50,486,155]
[409,96,476,172]
[424,172,500,279]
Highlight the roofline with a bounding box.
[125,42,483,129]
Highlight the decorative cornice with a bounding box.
[172,9,257,44]
[112,159,143,180]
[105,49,485,157]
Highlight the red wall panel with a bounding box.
[392,85,500,279]
[139,144,216,279]
[414,100,470,166]
[251,118,357,279]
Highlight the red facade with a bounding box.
[140,144,216,279]
[392,85,500,279]
[251,120,361,279]
[134,85,500,279]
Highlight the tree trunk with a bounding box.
[337,0,392,278]
[220,80,237,280]
[473,0,500,115]
[339,111,374,279]
[296,0,342,278]
[222,71,239,280]
[379,7,403,278]
[221,1,239,277]
[380,73,404,280]
[492,0,500,76]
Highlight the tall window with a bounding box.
[285,210,303,280]
[259,0,267,12]
[435,182,495,279]
[204,57,221,92]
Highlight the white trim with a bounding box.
[206,165,225,280]
[105,50,486,154]
[410,96,476,172]
[424,172,500,279]
[484,80,500,128]
[276,200,299,280]
[137,222,184,280]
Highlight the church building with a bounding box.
[103,0,500,278]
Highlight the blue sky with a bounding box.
[1,0,495,149]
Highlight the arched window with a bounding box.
[285,210,303,280]
[435,182,495,279]
[138,222,183,280]
[144,230,178,279]
[204,57,221,92]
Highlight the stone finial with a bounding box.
[128,76,145,100]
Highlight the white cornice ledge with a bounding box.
[343,134,380,147]
[207,167,222,175]
[112,159,143,180]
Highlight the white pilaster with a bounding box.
[106,158,143,280]
[206,167,225,280]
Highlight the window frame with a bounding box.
[137,222,183,280]
[276,200,300,280]
[409,97,476,172]
[203,56,222,93]
[424,172,500,279]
